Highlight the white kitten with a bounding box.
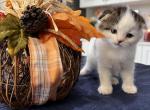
[80,7,146,95]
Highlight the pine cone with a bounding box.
[20,6,49,37]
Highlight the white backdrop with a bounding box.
[0,0,5,10]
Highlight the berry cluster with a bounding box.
[20,6,49,37]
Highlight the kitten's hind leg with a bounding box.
[80,59,94,75]
[80,38,96,76]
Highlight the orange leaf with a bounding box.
[49,11,104,51]
[52,11,104,39]
[60,29,82,45]
[71,10,81,16]
[77,16,104,38]
[48,30,82,52]
[52,13,81,31]
[52,13,69,21]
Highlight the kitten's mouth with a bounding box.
[113,43,125,48]
[115,43,129,48]
[116,44,122,47]
[114,43,122,47]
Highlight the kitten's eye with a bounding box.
[126,33,134,38]
[103,27,110,30]
[111,28,117,34]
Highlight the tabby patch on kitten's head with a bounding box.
[97,7,146,48]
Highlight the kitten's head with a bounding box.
[97,7,147,48]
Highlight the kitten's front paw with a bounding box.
[122,84,137,94]
[98,86,113,95]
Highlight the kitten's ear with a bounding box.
[142,23,147,30]
[139,18,147,30]
[140,19,147,30]
[97,7,126,21]
[138,14,147,30]
[98,9,113,20]
[131,10,147,30]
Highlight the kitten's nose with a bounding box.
[118,40,123,44]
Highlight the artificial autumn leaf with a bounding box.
[43,1,104,49]
[77,16,104,38]
[48,29,82,52]
[60,29,83,45]
[71,10,81,16]
[50,11,104,51]
[0,14,27,56]
[0,30,17,42]
[52,12,69,21]
[14,29,28,54]
[49,17,82,46]
[52,12,81,30]
[0,14,20,43]
[52,12,104,40]
[0,14,20,31]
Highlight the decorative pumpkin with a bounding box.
[0,0,104,109]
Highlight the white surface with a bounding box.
[0,0,5,10]
[80,0,150,8]
[135,42,150,65]
[82,40,150,65]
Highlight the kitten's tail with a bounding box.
[80,38,96,76]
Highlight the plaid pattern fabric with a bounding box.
[28,33,63,105]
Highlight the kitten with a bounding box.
[80,7,146,95]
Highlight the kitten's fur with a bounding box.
[80,7,146,95]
